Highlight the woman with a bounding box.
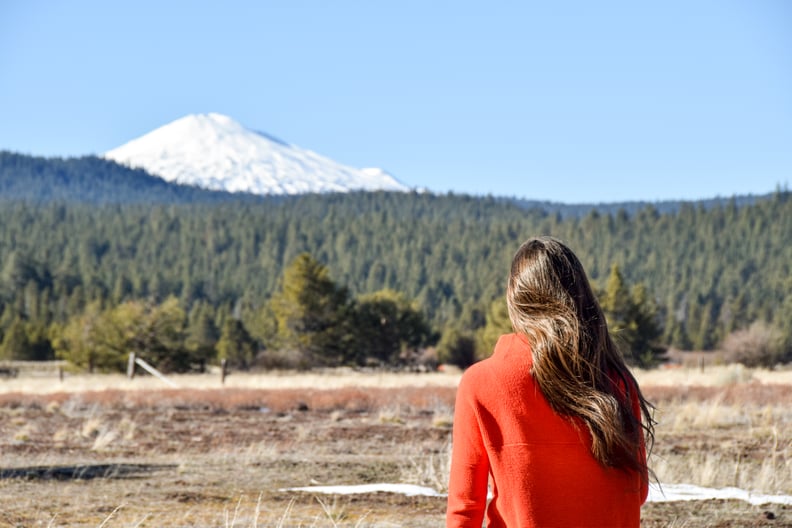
[447,236,654,527]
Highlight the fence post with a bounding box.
[127,352,136,379]
[134,357,178,388]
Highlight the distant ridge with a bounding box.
[508,193,774,218]
[103,113,409,195]
[0,151,265,205]
[0,150,776,215]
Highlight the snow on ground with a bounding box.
[282,483,792,506]
[647,483,792,505]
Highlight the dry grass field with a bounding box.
[1,364,791,527]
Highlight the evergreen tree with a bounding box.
[53,302,124,372]
[772,277,792,363]
[142,296,190,372]
[0,317,33,360]
[268,254,353,366]
[0,171,788,366]
[601,265,666,366]
[53,298,192,373]
[476,298,512,360]
[216,317,255,369]
[601,264,631,330]
[185,303,219,369]
[436,326,476,368]
[626,283,666,367]
[353,289,432,366]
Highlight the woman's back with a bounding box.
[447,333,646,527]
[447,236,652,528]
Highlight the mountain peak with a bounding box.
[103,114,408,195]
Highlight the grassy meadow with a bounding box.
[0,363,791,527]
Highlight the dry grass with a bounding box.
[634,363,792,387]
[0,368,463,396]
[643,382,792,496]
[399,440,452,494]
[1,361,788,396]
[0,386,458,419]
[0,386,449,527]
[2,364,792,527]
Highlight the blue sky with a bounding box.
[1,1,790,203]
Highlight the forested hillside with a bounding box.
[1,151,771,214]
[0,187,789,370]
[0,151,264,204]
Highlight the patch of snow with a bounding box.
[103,113,410,195]
[282,482,792,506]
[648,483,792,506]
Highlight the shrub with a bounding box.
[436,328,476,369]
[720,321,785,367]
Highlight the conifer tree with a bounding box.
[601,264,665,366]
[268,253,353,366]
[601,264,631,329]
[185,303,219,369]
[436,326,476,368]
[216,317,255,369]
[0,317,32,360]
[141,296,190,371]
[353,289,431,366]
[627,283,666,366]
[476,298,512,360]
[53,302,124,372]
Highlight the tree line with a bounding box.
[0,184,790,369]
[38,253,431,371]
[2,251,666,371]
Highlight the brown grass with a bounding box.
[1,366,792,526]
[0,369,463,396]
[642,382,792,497]
[0,385,457,416]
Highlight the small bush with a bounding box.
[436,328,476,369]
[720,322,785,368]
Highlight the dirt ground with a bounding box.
[0,381,790,527]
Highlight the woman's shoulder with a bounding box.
[458,333,530,388]
[458,356,491,383]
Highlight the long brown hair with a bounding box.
[506,236,654,475]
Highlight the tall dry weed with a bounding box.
[399,440,452,493]
[650,386,792,494]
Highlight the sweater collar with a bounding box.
[494,332,533,367]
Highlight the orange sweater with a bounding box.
[447,333,647,527]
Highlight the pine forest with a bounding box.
[0,153,790,371]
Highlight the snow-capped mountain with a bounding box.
[103,113,409,195]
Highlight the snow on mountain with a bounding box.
[103,113,409,195]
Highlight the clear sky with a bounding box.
[1,1,790,203]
